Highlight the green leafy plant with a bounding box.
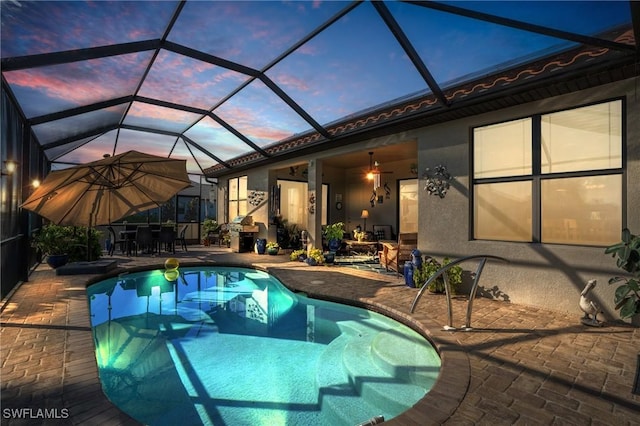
[324,222,345,242]
[31,224,102,262]
[413,257,463,293]
[31,224,74,256]
[202,218,220,234]
[604,228,640,319]
[266,241,280,250]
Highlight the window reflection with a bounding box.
[474,118,532,178]
[541,176,621,245]
[474,182,532,242]
[541,101,622,173]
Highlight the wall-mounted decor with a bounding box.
[369,190,376,208]
[248,190,265,206]
[308,191,316,214]
[270,185,281,215]
[423,165,452,198]
[384,182,391,199]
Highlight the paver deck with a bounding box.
[2,246,639,425]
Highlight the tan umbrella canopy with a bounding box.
[21,151,191,227]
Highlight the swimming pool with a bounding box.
[87,265,441,425]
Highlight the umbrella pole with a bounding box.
[87,214,92,262]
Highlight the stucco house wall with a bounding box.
[214,77,638,320]
[416,77,639,319]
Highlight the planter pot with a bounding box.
[305,257,317,266]
[267,248,279,256]
[256,239,267,255]
[324,252,335,264]
[328,238,341,252]
[404,261,415,288]
[46,254,69,269]
[298,254,307,262]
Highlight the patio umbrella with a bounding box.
[21,150,191,259]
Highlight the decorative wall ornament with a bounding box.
[248,190,265,206]
[384,182,391,199]
[308,191,316,214]
[422,164,452,198]
[369,190,376,208]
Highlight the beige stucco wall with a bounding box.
[416,77,639,320]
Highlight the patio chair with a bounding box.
[175,225,188,252]
[134,226,155,256]
[158,226,176,254]
[380,232,418,276]
[107,226,128,256]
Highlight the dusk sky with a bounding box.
[1,1,632,177]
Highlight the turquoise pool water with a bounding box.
[87,266,440,425]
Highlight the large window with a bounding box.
[228,176,247,221]
[472,100,623,246]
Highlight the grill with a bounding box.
[229,216,259,252]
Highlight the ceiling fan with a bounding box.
[365,152,392,189]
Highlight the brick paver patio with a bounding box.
[2,246,639,425]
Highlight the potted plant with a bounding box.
[290,249,306,261]
[31,224,102,268]
[604,228,640,320]
[222,232,231,248]
[201,218,220,246]
[266,241,280,255]
[324,222,345,252]
[306,248,324,265]
[413,257,463,293]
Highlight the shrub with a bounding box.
[413,256,462,293]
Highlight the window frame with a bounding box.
[470,97,626,246]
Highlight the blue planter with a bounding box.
[404,261,415,288]
[324,252,335,264]
[256,238,267,254]
[328,239,341,252]
[411,249,422,269]
[46,254,69,269]
[305,257,317,266]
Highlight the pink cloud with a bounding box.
[275,73,309,92]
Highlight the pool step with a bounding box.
[370,328,441,388]
[316,321,438,425]
[342,334,427,416]
[316,334,387,426]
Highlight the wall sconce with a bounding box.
[1,160,18,176]
[423,164,452,198]
[361,209,369,231]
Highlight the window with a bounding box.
[399,179,418,234]
[472,100,623,246]
[277,180,329,227]
[228,176,247,221]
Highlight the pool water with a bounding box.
[87,266,440,425]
